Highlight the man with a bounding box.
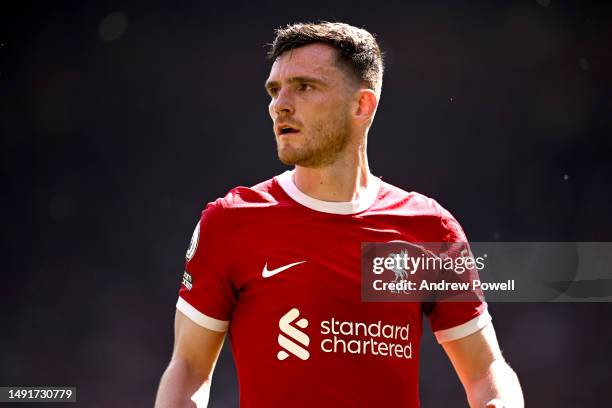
[155,22,523,407]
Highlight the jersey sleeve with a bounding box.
[424,204,491,343]
[176,199,237,332]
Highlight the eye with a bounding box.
[267,87,279,97]
[298,83,313,92]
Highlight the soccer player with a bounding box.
[155,22,523,407]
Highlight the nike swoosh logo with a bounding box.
[262,261,306,278]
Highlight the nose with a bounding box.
[270,88,295,116]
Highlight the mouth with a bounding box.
[276,124,301,137]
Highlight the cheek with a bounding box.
[317,100,348,123]
[320,95,348,115]
[302,99,330,121]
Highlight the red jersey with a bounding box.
[177,170,490,407]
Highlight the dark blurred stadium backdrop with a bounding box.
[1,0,611,406]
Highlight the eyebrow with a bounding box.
[264,76,327,91]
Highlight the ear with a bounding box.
[353,89,378,124]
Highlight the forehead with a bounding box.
[267,43,344,82]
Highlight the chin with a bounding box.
[277,145,324,167]
[278,156,297,166]
[277,148,299,166]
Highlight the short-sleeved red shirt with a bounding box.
[178,170,490,407]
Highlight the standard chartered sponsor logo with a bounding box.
[277,308,310,361]
[320,318,412,359]
[277,308,412,361]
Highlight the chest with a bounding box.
[228,215,425,325]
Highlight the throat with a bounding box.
[292,165,374,203]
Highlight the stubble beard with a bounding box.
[277,110,351,168]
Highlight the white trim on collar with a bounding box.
[276,170,381,215]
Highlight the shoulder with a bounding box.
[375,179,467,241]
[225,177,279,207]
[192,176,282,243]
[217,176,281,210]
[375,179,443,216]
[198,175,284,220]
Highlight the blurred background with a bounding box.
[1,0,611,406]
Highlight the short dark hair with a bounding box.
[268,22,384,94]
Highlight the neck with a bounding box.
[292,141,372,202]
